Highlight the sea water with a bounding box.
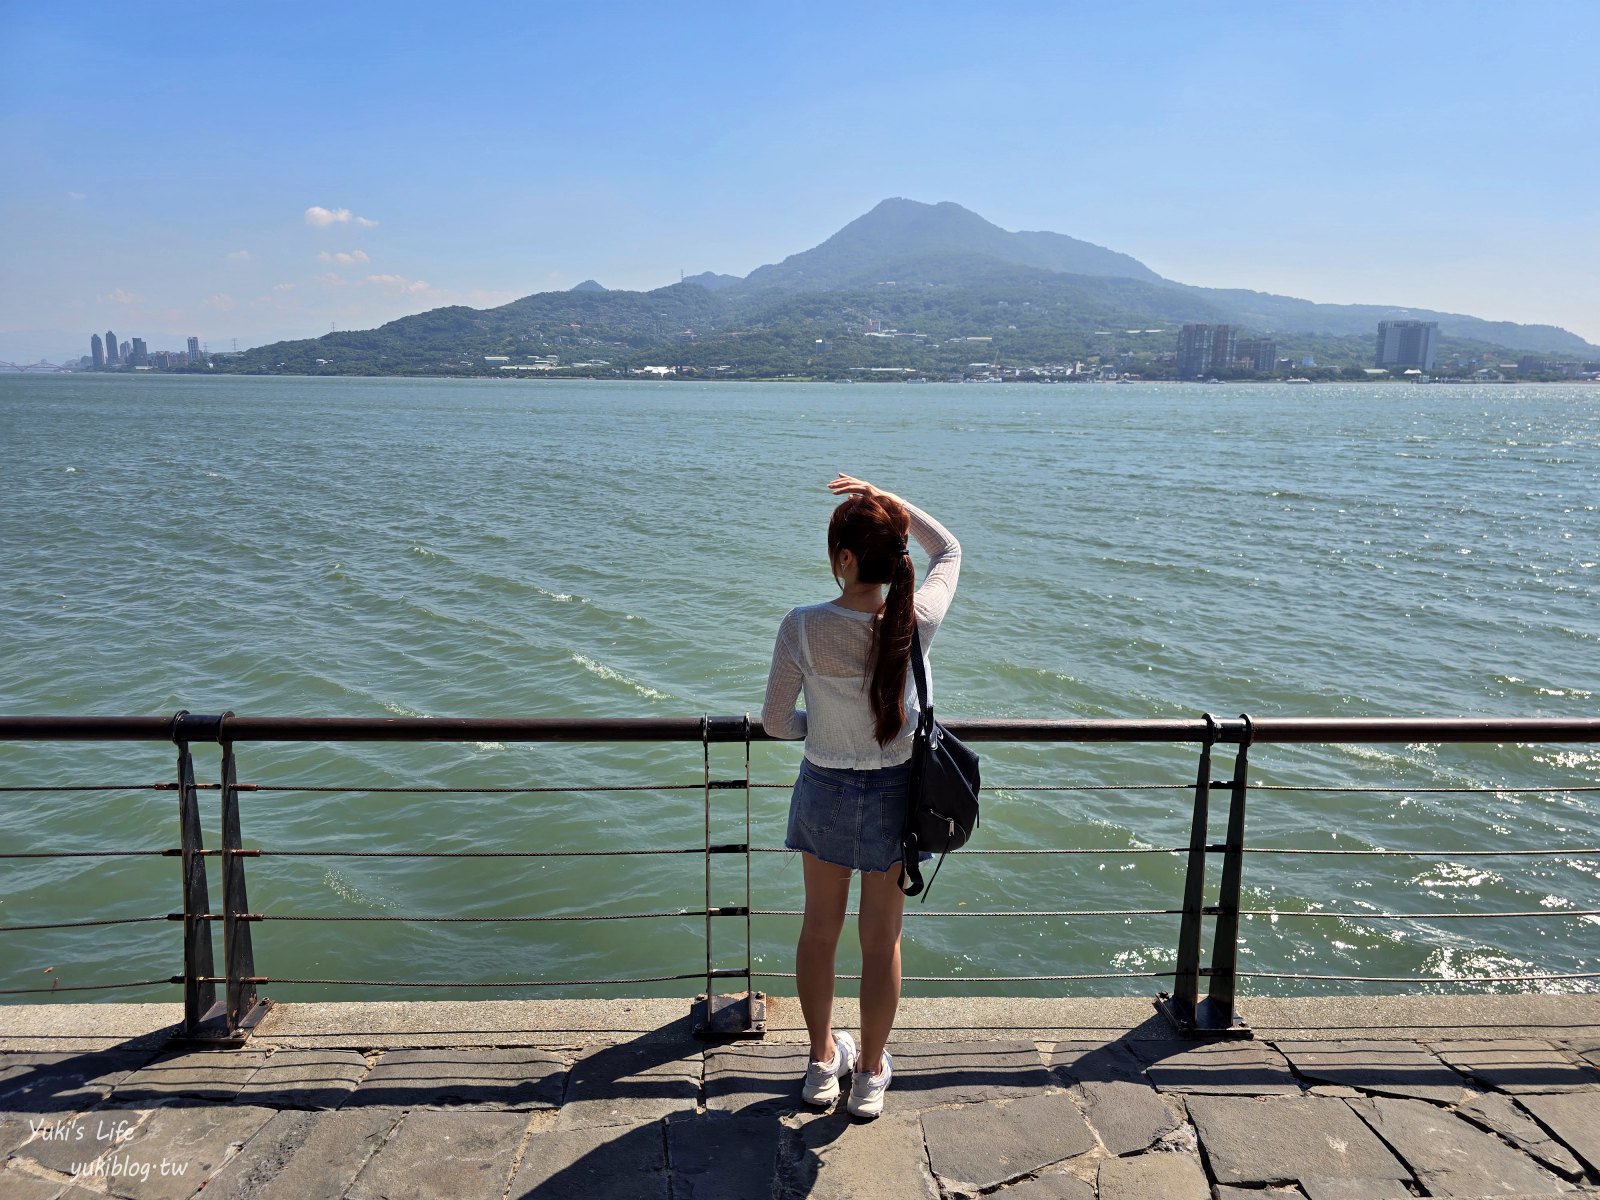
[1,373,1596,1000]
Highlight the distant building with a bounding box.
[1176,324,1237,376]
[120,340,132,363]
[106,330,119,365]
[90,333,105,368]
[1176,325,1212,376]
[1236,337,1276,374]
[129,337,148,366]
[1375,320,1437,370]
[187,336,201,361]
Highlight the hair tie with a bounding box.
[896,541,909,556]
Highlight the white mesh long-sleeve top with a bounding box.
[762,501,961,769]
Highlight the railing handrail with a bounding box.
[3,713,1599,744]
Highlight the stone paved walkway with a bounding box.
[1,1000,1598,1198]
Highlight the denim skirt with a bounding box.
[785,757,931,873]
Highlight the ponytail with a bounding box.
[868,549,916,745]
[828,493,916,746]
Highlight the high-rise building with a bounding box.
[129,337,148,366]
[1176,324,1238,376]
[120,341,131,363]
[1210,325,1237,371]
[1236,337,1277,374]
[187,336,201,361]
[1176,324,1213,376]
[91,333,105,368]
[106,330,119,365]
[1375,320,1438,370]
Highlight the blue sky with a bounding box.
[3,0,1597,360]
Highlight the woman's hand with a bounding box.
[828,474,901,506]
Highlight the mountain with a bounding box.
[221,198,1599,377]
[682,271,741,291]
[738,198,1164,292]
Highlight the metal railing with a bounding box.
[1,712,1597,1041]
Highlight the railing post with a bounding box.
[693,714,765,1038]
[1204,714,1253,1029]
[1159,715,1215,1032]
[1159,713,1251,1038]
[172,712,222,1040]
[219,716,270,1038]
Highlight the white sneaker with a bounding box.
[801,1030,856,1106]
[847,1049,893,1118]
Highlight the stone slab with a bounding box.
[667,1113,782,1200]
[1186,1095,1410,1185]
[198,1107,403,1200]
[346,1109,529,1200]
[556,1042,700,1129]
[1459,1093,1584,1177]
[781,1111,936,1200]
[0,1167,77,1199]
[100,1104,276,1200]
[1049,1040,1148,1085]
[0,1116,38,1157]
[1217,1187,1307,1200]
[1,1050,159,1114]
[1077,1078,1181,1156]
[507,1119,667,1199]
[1096,1152,1210,1200]
[1430,1040,1598,1094]
[347,1047,565,1109]
[112,1049,272,1104]
[1518,1092,1600,1175]
[885,1040,1054,1112]
[1274,1039,1471,1102]
[923,1093,1095,1192]
[1132,1040,1302,1095]
[1561,1039,1600,1070]
[994,1172,1095,1199]
[1298,1179,1409,1199]
[704,1043,811,1116]
[235,1049,370,1110]
[1348,1096,1572,1198]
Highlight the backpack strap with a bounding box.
[900,626,931,897]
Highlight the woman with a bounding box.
[762,473,961,1118]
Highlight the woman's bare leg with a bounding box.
[856,863,907,1074]
[797,852,853,1062]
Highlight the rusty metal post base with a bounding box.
[1155,991,1252,1040]
[692,991,767,1040]
[173,996,273,1045]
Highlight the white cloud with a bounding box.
[205,293,237,311]
[317,249,371,265]
[227,249,253,262]
[315,272,350,287]
[274,282,296,291]
[67,191,86,201]
[103,288,142,304]
[365,274,430,295]
[304,205,378,228]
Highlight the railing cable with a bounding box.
[0,977,178,995]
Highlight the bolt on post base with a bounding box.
[692,991,767,1040]
[1155,991,1252,1040]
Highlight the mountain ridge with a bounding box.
[221,198,1598,374]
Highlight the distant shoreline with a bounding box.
[9,369,1598,386]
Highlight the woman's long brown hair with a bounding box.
[828,493,916,745]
